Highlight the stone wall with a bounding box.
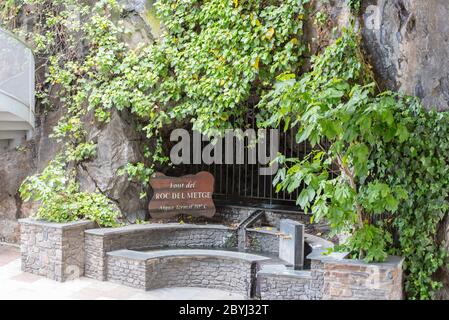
[19,220,405,299]
[257,254,403,300]
[19,219,94,282]
[107,252,147,289]
[316,255,404,300]
[106,249,268,298]
[144,256,253,297]
[214,206,254,225]
[258,270,317,300]
[84,224,237,280]
[246,229,279,255]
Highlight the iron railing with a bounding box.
[169,123,311,210]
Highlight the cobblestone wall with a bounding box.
[257,254,403,300]
[107,254,147,289]
[258,273,317,300]
[215,206,253,224]
[246,229,279,255]
[84,224,237,280]
[145,256,254,297]
[84,233,108,281]
[19,219,94,282]
[310,259,325,300]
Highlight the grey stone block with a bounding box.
[279,219,304,270]
[19,218,94,282]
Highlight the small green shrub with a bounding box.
[19,159,120,227]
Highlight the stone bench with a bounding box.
[106,249,270,298]
[84,223,237,280]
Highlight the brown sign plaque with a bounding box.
[148,171,215,219]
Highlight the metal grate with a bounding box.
[169,120,311,210]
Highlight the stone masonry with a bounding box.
[19,220,405,299]
[257,254,404,300]
[317,255,404,300]
[84,224,237,280]
[258,268,317,300]
[144,256,253,297]
[19,219,94,282]
[246,228,279,255]
[107,252,147,289]
[106,249,269,299]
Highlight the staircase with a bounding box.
[0,28,35,151]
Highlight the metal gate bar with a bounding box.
[169,124,310,209]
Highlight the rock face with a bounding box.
[362,0,449,111]
[120,0,163,48]
[0,2,160,242]
[0,108,61,243]
[77,110,148,222]
[0,147,35,243]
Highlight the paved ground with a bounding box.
[0,244,243,300]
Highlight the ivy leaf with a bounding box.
[385,195,399,212]
[396,124,410,143]
[296,189,310,209]
[253,57,260,70]
[265,27,275,40]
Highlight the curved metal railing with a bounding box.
[0,27,35,140]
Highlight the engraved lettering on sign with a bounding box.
[148,171,215,218]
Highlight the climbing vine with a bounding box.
[1,0,447,299]
[87,0,309,137]
[260,27,448,299]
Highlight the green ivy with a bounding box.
[372,99,449,299]
[2,0,448,300]
[85,0,310,138]
[260,27,447,299]
[19,158,119,227]
[348,0,362,14]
